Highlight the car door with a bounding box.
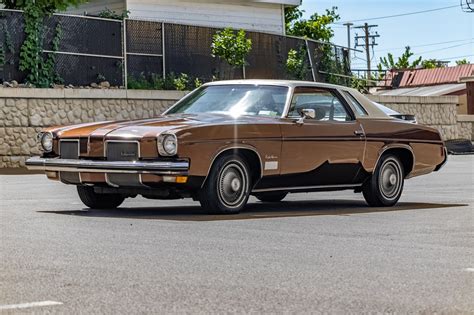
[278,87,366,188]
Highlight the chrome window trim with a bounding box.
[284,87,353,122]
[162,87,199,115]
[281,86,295,119]
[164,84,292,119]
[342,91,368,116]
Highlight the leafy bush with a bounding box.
[173,73,188,91]
[97,8,130,20]
[194,77,203,88]
[286,47,308,80]
[127,72,201,90]
[211,28,252,69]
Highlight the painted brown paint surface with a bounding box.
[35,82,446,190]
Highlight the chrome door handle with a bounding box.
[354,130,365,136]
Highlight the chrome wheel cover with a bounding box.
[217,161,248,208]
[378,158,403,201]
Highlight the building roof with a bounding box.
[384,64,474,88]
[374,83,466,96]
[255,0,302,5]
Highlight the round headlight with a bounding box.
[40,132,53,152]
[162,134,177,155]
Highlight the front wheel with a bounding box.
[77,186,125,209]
[363,154,404,207]
[199,154,251,214]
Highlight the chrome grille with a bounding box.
[60,140,79,159]
[106,141,139,161]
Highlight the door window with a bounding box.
[287,90,352,121]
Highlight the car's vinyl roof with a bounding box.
[204,79,353,90]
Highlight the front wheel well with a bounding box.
[380,147,414,177]
[210,148,262,186]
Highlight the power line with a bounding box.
[336,5,459,24]
[415,41,474,55]
[438,54,474,60]
[354,23,380,75]
[375,38,474,52]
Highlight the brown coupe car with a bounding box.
[26,80,447,214]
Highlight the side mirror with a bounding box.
[296,108,315,125]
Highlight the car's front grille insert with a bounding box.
[106,141,139,161]
[105,141,142,187]
[60,140,79,159]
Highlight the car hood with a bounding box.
[54,113,279,139]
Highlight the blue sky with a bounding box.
[300,0,473,68]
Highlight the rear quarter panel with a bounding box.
[360,118,445,176]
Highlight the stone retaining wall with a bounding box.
[456,115,474,141]
[367,95,465,140]
[0,89,472,169]
[0,89,185,168]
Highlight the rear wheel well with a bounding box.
[380,148,414,177]
[212,148,262,185]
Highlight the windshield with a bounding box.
[166,85,289,117]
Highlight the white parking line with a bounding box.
[0,301,63,310]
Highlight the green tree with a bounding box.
[285,6,345,84]
[0,0,85,13]
[211,28,252,79]
[456,59,470,65]
[421,59,447,69]
[285,6,339,42]
[378,46,422,71]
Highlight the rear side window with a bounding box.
[343,91,368,116]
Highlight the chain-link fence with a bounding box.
[0,9,352,88]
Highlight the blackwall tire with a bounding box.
[199,154,251,214]
[254,192,288,202]
[363,154,404,207]
[77,186,125,209]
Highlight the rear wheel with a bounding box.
[77,186,125,209]
[254,192,288,202]
[363,154,404,207]
[199,154,251,214]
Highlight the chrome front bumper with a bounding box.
[25,157,189,175]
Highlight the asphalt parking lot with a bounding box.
[1,155,473,313]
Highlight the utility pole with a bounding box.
[343,23,353,50]
[343,23,353,69]
[354,23,380,81]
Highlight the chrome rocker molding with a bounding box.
[252,183,363,193]
[25,157,189,175]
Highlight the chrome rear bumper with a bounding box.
[434,147,448,172]
[25,157,189,175]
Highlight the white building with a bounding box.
[66,0,301,35]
